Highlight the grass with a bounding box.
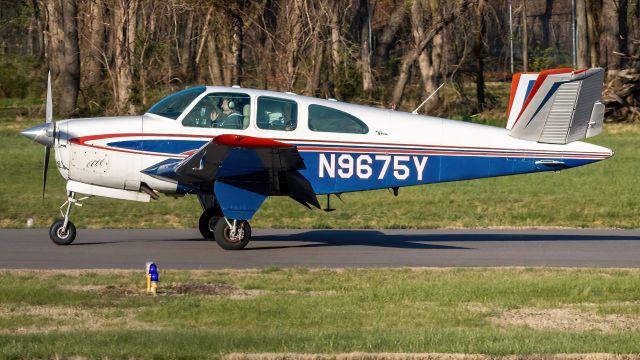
[1,268,640,358]
[1,109,639,229]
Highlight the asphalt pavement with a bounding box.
[1,228,639,269]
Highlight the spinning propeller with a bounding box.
[21,72,55,199]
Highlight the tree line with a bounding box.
[0,0,638,119]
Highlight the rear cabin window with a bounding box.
[257,97,297,131]
[182,93,250,129]
[308,105,368,134]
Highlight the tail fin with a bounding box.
[506,68,605,144]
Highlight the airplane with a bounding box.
[22,67,613,250]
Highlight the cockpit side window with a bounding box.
[182,93,251,129]
[308,104,368,134]
[257,96,298,131]
[147,87,206,120]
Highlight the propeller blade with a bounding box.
[46,71,52,124]
[43,145,50,200]
[44,70,55,200]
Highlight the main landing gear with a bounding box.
[49,191,88,245]
[199,209,251,250]
[197,194,251,250]
[198,207,222,239]
[213,218,251,250]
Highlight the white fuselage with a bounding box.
[53,87,613,196]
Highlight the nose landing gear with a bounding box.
[49,219,76,245]
[49,191,88,245]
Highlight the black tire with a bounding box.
[49,220,76,245]
[198,207,223,239]
[213,218,251,250]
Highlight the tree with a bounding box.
[374,1,407,66]
[112,0,138,114]
[410,0,443,113]
[629,0,640,68]
[60,0,80,115]
[178,12,194,81]
[473,0,486,112]
[587,0,599,67]
[10,0,633,120]
[391,0,477,105]
[31,0,45,59]
[44,0,79,116]
[576,0,589,69]
[85,0,105,85]
[328,1,344,99]
[600,0,621,69]
[359,0,374,94]
[521,0,529,71]
[541,0,553,48]
[230,8,243,85]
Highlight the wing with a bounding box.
[142,134,320,219]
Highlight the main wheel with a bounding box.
[213,218,251,250]
[49,220,76,245]
[198,207,223,239]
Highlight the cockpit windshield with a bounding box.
[147,86,206,120]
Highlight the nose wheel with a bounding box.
[48,191,88,246]
[213,217,251,250]
[49,220,76,245]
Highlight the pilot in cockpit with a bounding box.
[211,97,243,129]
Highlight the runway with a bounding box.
[1,228,639,269]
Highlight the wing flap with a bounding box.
[142,134,319,219]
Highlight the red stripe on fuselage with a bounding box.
[69,133,215,144]
[298,146,609,159]
[277,137,610,155]
[68,133,611,158]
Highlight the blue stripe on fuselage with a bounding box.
[107,139,208,155]
[298,151,599,194]
[105,138,602,194]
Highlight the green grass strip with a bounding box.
[1,268,640,358]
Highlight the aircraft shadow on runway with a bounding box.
[245,230,640,251]
[247,230,474,250]
[73,231,471,250]
[71,230,640,251]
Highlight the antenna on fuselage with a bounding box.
[323,194,338,212]
[411,82,445,115]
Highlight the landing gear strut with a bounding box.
[49,191,87,245]
[212,217,251,250]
